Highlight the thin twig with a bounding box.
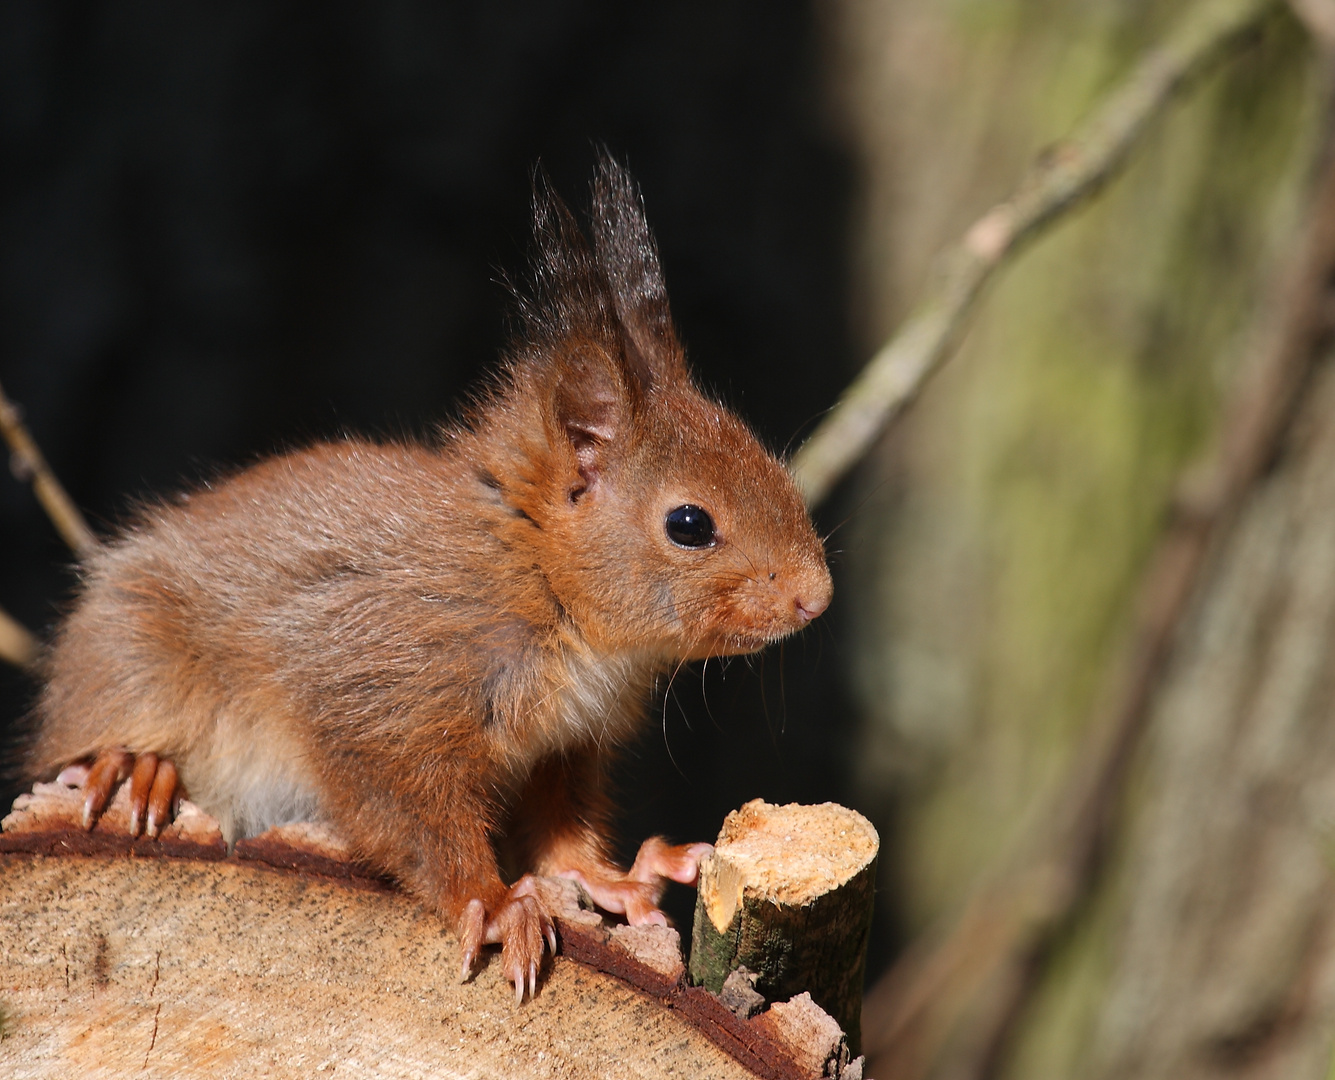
[0,380,96,557]
[0,604,38,668]
[862,89,1335,1080]
[1290,0,1335,47]
[793,0,1282,508]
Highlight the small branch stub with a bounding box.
[690,800,879,1054]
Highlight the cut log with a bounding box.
[0,782,864,1080]
[690,800,879,1053]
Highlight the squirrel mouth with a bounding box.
[689,625,800,659]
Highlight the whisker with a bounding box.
[781,405,839,461]
[733,546,764,582]
[819,471,895,544]
[699,655,726,734]
[659,631,708,779]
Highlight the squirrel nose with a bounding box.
[795,595,828,623]
[776,562,832,625]
[794,573,831,622]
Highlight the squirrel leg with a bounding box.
[371,787,554,1003]
[324,747,557,1004]
[58,747,183,835]
[512,750,712,926]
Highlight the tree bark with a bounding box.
[1078,348,1335,1079]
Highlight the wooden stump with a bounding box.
[690,801,879,1053]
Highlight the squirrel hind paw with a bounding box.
[562,874,667,926]
[67,748,183,837]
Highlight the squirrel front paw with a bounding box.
[457,875,558,1004]
[555,836,714,926]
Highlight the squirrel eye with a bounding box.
[665,504,716,549]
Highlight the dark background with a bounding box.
[0,3,872,965]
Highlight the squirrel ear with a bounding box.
[591,156,687,393]
[551,342,632,486]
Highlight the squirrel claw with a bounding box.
[458,898,486,982]
[144,758,180,838]
[80,749,132,830]
[127,752,157,834]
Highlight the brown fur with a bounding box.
[28,159,831,987]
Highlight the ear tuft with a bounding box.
[518,169,618,351]
[590,155,687,391]
[512,160,685,485]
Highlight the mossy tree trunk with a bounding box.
[1064,336,1335,1080]
[824,0,1333,1076]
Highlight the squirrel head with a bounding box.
[478,157,831,661]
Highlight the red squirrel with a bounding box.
[26,158,832,1002]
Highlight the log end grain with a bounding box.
[698,800,879,933]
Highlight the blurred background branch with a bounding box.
[0,381,95,558]
[794,0,1280,508]
[0,380,88,668]
[0,607,36,670]
[1289,0,1335,45]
